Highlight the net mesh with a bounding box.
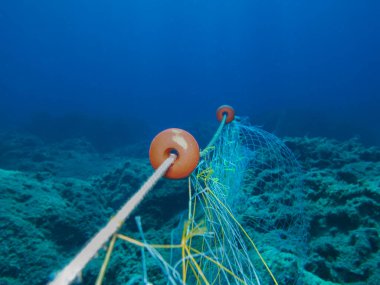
[103,117,307,285]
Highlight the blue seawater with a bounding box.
[0,1,379,285]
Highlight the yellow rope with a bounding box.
[207,190,279,285]
[184,246,210,285]
[117,234,181,249]
[190,247,246,284]
[95,234,117,285]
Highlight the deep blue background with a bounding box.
[1,1,379,148]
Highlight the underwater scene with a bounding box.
[0,1,379,285]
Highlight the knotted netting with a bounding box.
[184,117,307,284]
[96,117,307,285]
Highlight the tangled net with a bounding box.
[98,117,307,285]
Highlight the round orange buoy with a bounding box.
[216,105,235,123]
[149,128,200,179]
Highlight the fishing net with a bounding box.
[98,116,307,285]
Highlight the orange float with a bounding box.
[216,105,235,123]
[149,128,200,179]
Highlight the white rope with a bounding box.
[49,154,177,285]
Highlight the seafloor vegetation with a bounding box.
[0,131,379,285]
